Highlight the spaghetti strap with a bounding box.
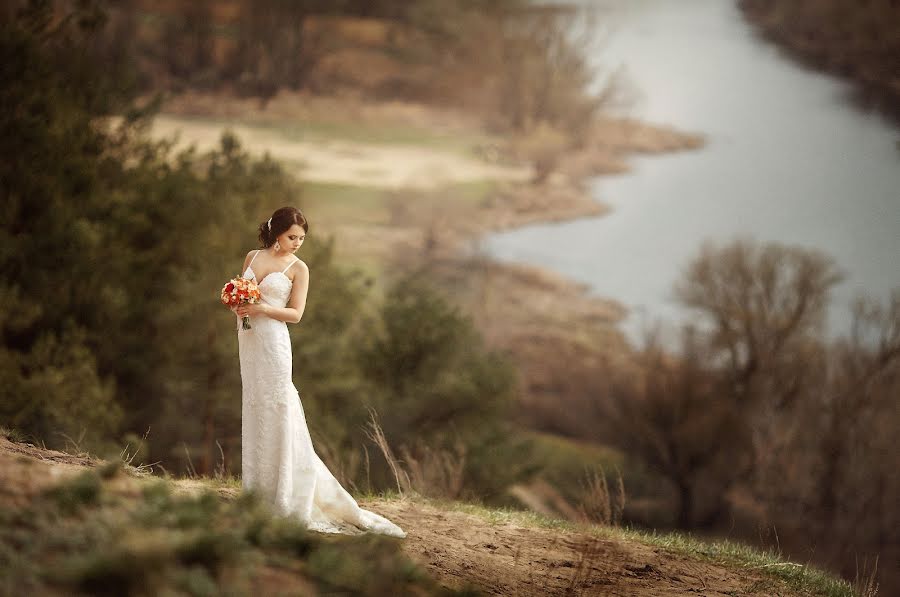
[248,249,261,267]
[281,258,299,274]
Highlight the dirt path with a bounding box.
[359,498,786,596]
[2,436,794,596]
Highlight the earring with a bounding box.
[274,240,281,252]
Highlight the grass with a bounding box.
[298,178,499,296]
[612,526,857,597]
[271,119,492,158]
[161,113,493,159]
[442,499,578,532]
[520,429,626,506]
[439,180,499,206]
[299,179,492,229]
[188,473,243,492]
[0,460,470,597]
[302,180,392,226]
[430,498,859,597]
[300,179,497,223]
[525,430,624,477]
[1,426,863,596]
[0,426,28,444]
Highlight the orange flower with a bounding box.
[222,275,262,329]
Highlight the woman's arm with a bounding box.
[242,250,255,274]
[230,250,258,316]
[229,250,256,317]
[240,260,309,324]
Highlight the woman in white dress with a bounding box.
[231,206,406,538]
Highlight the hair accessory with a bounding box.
[267,217,272,231]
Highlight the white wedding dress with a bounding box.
[236,250,406,538]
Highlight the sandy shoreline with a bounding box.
[157,91,702,203]
[154,91,704,252]
[153,91,705,412]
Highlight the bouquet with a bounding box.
[221,276,262,330]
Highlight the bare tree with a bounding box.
[601,237,898,589]
[606,238,844,528]
[672,238,844,395]
[752,289,900,592]
[671,238,845,472]
[604,322,744,528]
[815,292,898,572]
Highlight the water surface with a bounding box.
[482,0,900,349]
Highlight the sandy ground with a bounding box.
[151,115,533,190]
[1,436,795,596]
[366,498,783,597]
[149,91,704,235]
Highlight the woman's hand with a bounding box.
[236,303,268,318]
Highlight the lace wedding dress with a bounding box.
[236,250,406,538]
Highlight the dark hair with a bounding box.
[258,206,309,248]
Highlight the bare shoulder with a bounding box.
[291,258,309,275]
[287,258,309,281]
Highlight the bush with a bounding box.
[355,273,531,499]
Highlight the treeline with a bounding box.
[541,238,899,593]
[0,1,528,500]
[11,0,602,143]
[739,0,900,125]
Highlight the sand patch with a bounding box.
[150,115,532,190]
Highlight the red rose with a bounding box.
[225,282,235,293]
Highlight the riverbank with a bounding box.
[153,90,705,420]
[739,0,900,126]
[157,90,704,232]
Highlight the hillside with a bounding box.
[0,432,855,596]
[739,0,900,125]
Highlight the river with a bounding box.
[481,0,900,350]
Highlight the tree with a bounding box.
[603,238,846,527]
[356,272,529,499]
[671,237,844,474]
[227,0,335,101]
[782,291,900,587]
[0,0,140,454]
[604,323,744,528]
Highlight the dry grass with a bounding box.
[852,554,880,597]
[0,462,442,596]
[1,429,860,596]
[119,435,159,478]
[363,408,411,496]
[577,466,626,526]
[364,409,469,500]
[399,441,467,500]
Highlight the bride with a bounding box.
[231,206,406,538]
